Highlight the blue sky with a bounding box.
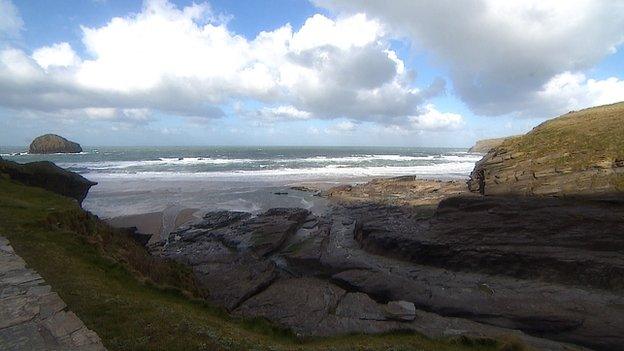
[1,0,623,147]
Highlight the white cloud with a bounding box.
[29,107,155,125]
[0,0,458,131]
[260,106,312,120]
[326,120,356,134]
[0,0,23,38]
[408,104,464,131]
[315,0,624,117]
[32,43,81,69]
[536,72,624,113]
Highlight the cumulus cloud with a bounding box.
[536,72,624,113]
[408,104,464,131]
[315,0,624,117]
[0,0,452,128]
[32,43,81,69]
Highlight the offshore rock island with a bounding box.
[28,134,83,154]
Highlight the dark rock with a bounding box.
[384,301,415,321]
[196,211,251,230]
[194,256,278,310]
[28,134,82,154]
[354,196,624,291]
[120,227,152,247]
[151,203,610,350]
[233,277,346,335]
[334,292,386,321]
[154,208,310,309]
[290,186,319,193]
[0,158,96,205]
[331,267,623,350]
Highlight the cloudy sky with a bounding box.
[0,0,623,147]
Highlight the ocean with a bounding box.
[1,146,481,218]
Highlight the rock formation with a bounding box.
[149,198,618,350]
[0,157,96,205]
[324,176,468,208]
[467,136,516,153]
[468,102,624,196]
[29,134,82,154]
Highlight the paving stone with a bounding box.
[0,295,40,329]
[0,322,47,351]
[0,236,107,350]
[43,311,85,338]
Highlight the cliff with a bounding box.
[468,102,624,196]
[29,134,83,154]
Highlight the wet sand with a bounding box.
[105,207,200,243]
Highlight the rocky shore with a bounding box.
[144,100,624,351]
[143,172,623,350]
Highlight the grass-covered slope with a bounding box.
[468,137,518,153]
[0,177,511,351]
[469,102,624,196]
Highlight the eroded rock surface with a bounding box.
[149,199,614,350]
[353,196,624,291]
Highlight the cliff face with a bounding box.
[29,134,82,154]
[467,136,516,153]
[468,102,624,196]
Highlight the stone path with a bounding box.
[0,236,106,351]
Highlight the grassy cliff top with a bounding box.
[500,102,624,170]
[0,177,514,351]
[468,136,519,153]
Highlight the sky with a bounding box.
[0,0,623,147]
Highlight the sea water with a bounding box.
[1,146,482,217]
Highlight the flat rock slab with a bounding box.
[0,236,106,351]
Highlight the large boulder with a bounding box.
[29,134,82,154]
[468,102,624,196]
[0,158,96,205]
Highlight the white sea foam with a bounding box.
[58,154,474,171]
[84,162,476,181]
[58,157,258,170]
[1,151,92,157]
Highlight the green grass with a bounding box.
[0,178,516,351]
[500,102,624,171]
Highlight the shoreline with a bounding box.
[104,175,471,241]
